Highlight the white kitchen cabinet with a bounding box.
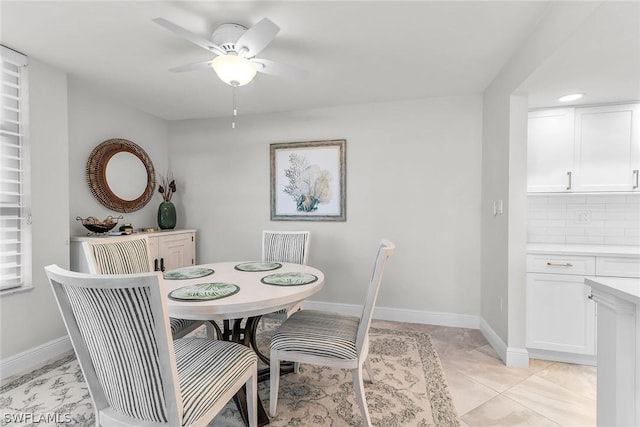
[527,108,575,192]
[526,272,596,355]
[526,254,596,358]
[586,276,640,427]
[71,229,196,273]
[574,103,640,192]
[526,246,640,364]
[527,102,640,193]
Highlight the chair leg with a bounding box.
[205,321,215,339]
[293,362,300,373]
[247,367,258,427]
[352,367,372,427]
[269,351,281,417]
[364,358,375,383]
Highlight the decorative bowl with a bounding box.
[76,215,123,234]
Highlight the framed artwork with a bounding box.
[270,139,346,221]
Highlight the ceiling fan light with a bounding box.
[211,54,257,86]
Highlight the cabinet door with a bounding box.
[147,236,160,271]
[574,103,640,192]
[158,232,195,271]
[527,108,575,192]
[526,273,596,355]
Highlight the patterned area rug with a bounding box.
[0,326,459,427]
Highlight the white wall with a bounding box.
[0,59,70,359]
[169,96,482,317]
[67,78,170,236]
[1,67,172,364]
[481,1,600,364]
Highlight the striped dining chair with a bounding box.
[82,235,210,339]
[261,230,310,321]
[45,265,258,427]
[269,239,395,427]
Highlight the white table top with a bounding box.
[165,261,325,321]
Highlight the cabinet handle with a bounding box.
[633,169,639,189]
[546,262,574,268]
[587,293,594,300]
[154,259,159,272]
[160,258,165,272]
[566,171,572,190]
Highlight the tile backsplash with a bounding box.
[528,193,640,246]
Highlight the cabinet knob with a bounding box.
[588,293,594,300]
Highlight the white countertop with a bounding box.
[528,243,640,257]
[585,276,640,303]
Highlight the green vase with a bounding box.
[158,201,176,230]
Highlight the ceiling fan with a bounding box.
[153,17,307,86]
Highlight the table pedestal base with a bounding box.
[217,316,294,426]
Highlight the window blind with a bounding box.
[1,46,28,291]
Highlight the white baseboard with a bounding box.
[479,317,530,368]
[527,349,596,366]
[3,304,534,379]
[304,300,480,329]
[1,335,72,381]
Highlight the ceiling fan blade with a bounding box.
[169,60,212,73]
[235,18,279,57]
[251,58,308,80]
[153,17,226,56]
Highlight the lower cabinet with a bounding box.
[526,250,640,364]
[148,231,195,272]
[71,229,196,273]
[526,272,596,355]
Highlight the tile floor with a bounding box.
[3,320,597,427]
[374,320,597,427]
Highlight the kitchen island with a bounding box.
[585,276,640,427]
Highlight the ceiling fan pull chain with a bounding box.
[232,85,238,129]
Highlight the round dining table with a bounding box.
[163,261,325,427]
[165,261,325,322]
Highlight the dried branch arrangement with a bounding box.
[158,173,176,202]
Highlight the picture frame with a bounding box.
[270,139,346,221]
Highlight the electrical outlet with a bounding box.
[574,210,591,225]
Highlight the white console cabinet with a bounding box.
[71,229,196,273]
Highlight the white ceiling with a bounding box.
[1,1,638,121]
[523,1,640,109]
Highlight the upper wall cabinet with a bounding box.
[528,103,640,193]
[574,104,640,192]
[528,108,576,192]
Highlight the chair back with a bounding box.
[355,240,395,354]
[82,235,153,274]
[262,230,310,265]
[45,264,181,425]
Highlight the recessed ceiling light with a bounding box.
[558,93,584,102]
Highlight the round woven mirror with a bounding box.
[87,139,156,213]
